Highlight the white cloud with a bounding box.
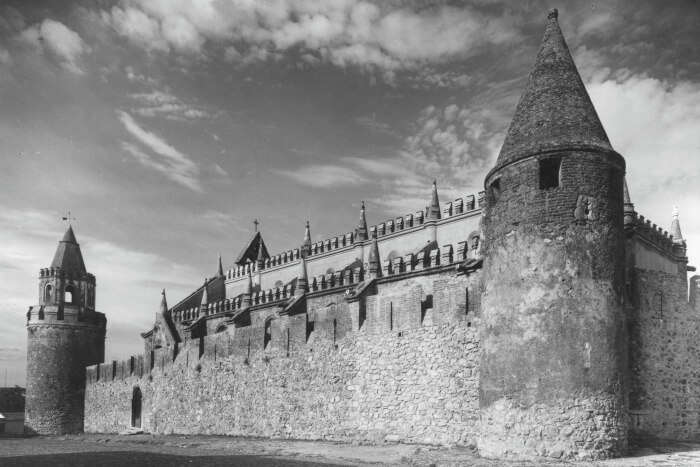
[20,19,88,74]
[589,74,700,264]
[105,6,168,52]
[103,1,520,72]
[117,111,202,191]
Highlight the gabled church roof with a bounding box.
[51,225,87,275]
[234,231,270,265]
[497,9,612,167]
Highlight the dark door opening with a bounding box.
[131,386,142,428]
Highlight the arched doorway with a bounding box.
[131,386,142,428]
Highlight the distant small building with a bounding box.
[0,387,25,435]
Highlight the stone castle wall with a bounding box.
[628,237,700,440]
[85,270,482,446]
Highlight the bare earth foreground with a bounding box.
[2,435,700,466]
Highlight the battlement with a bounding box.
[631,212,679,256]
[223,191,484,286]
[26,304,105,326]
[39,266,95,283]
[172,280,299,324]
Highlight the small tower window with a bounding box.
[65,285,76,304]
[264,318,272,349]
[653,291,663,319]
[44,284,52,302]
[539,157,561,189]
[488,178,501,203]
[465,287,470,315]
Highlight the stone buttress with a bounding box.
[479,9,628,460]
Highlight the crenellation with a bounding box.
[454,198,464,214]
[441,244,453,264]
[444,201,453,217]
[382,259,392,276]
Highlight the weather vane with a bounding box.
[253,218,259,232]
[61,210,76,225]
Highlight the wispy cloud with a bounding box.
[117,110,202,191]
[354,115,400,137]
[275,164,368,188]
[128,90,210,121]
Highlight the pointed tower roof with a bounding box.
[200,278,208,306]
[355,201,368,241]
[496,9,612,167]
[159,289,168,315]
[368,237,381,278]
[217,254,224,277]
[426,180,441,220]
[51,225,87,275]
[623,178,632,205]
[671,206,684,244]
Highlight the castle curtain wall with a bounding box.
[627,237,700,439]
[84,269,481,445]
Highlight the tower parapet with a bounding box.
[25,225,106,434]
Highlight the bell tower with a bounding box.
[479,9,627,460]
[25,225,106,434]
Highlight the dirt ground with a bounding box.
[2,434,700,466]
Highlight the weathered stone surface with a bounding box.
[86,313,480,446]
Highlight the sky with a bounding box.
[0,0,699,386]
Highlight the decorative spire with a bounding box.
[296,255,308,295]
[623,177,636,228]
[217,254,224,277]
[301,220,312,257]
[51,225,87,275]
[496,8,612,167]
[355,201,368,241]
[242,271,253,307]
[368,237,381,278]
[200,278,208,306]
[671,206,685,244]
[623,178,632,205]
[245,271,253,295]
[426,180,441,220]
[159,289,168,315]
[256,241,265,268]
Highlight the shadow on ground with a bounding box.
[2,451,348,467]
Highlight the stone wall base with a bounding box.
[478,394,627,460]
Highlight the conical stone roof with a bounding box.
[496,9,612,167]
[51,225,87,275]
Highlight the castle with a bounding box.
[25,10,700,461]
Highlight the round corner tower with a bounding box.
[25,225,106,434]
[479,9,628,460]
